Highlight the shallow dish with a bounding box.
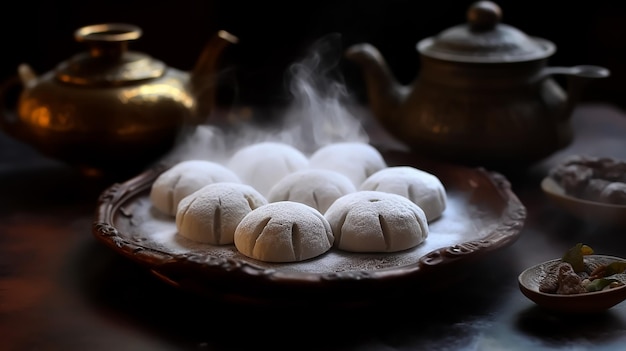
[541,177,626,227]
[92,150,526,307]
[518,255,626,314]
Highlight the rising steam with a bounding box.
[163,33,369,166]
[280,33,369,154]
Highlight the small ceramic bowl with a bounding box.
[541,177,626,227]
[518,255,626,314]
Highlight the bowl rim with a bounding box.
[541,177,626,210]
[518,254,626,297]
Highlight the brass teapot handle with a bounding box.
[0,75,24,139]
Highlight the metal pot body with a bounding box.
[14,68,195,171]
[395,56,571,165]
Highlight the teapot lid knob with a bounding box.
[417,0,555,63]
[74,23,142,58]
[467,1,502,31]
[55,23,165,86]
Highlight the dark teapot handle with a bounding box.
[542,65,610,79]
[541,65,610,120]
[542,66,610,93]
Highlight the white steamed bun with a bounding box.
[226,142,309,196]
[308,142,387,187]
[266,169,356,213]
[324,190,428,253]
[150,160,241,216]
[360,166,447,221]
[176,182,268,245]
[234,201,334,263]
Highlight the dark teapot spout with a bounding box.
[190,30,239,121]
[345,43,408,127]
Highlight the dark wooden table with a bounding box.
[2,103,626,351]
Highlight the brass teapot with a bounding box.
[1,23,237,176]
[346,1,609,167]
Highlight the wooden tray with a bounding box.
[92,151,526,307]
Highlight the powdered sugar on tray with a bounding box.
[117,189,479,274]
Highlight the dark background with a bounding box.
[1,0,625,109]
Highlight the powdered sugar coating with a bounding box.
[308,142,387,188]
[150,160,241,216]
[226,142,309,196]
[176,182,268,245]
[360,166,447,222]
[234,201,334,263]
[324,190,428,253]
[267,169,356,213]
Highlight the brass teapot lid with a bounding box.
[417,1,555,63]
[54,23,166,86]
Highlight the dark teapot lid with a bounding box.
[55,23,165,86]
[417,1,555,63]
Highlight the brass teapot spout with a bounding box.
[0,23,237,176]
[191,30,239,120]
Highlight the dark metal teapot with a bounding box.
[345,1,609,167]
[1,23,237,175]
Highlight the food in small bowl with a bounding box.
[547,155,626,205]
[541,155,626,226]
[518,243,626,313]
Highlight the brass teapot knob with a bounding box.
[75,23,141,59]
[57,23,165,86]
[467,1,502,31]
